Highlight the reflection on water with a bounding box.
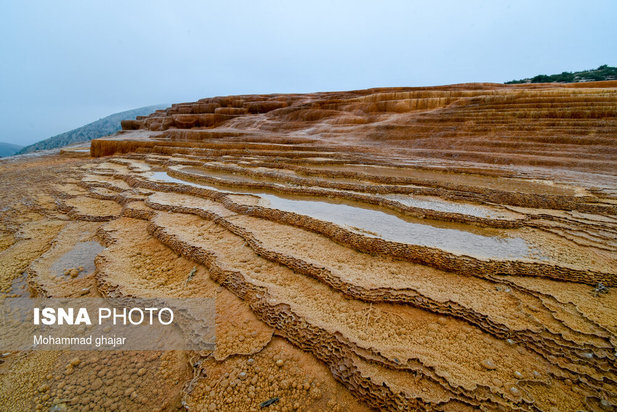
[259,194,531,259]
[151,172,221,191]
[148,171,535,260]
[381,194,507,219]
[50,241,104,277]
[163,169,515,220]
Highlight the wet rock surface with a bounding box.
[1,83,617,410]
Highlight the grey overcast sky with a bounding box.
[0,1,615,146]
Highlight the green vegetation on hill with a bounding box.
[16,105,167,155]
[0,142,23,157]
[505,65,617,84]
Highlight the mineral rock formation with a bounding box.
[1,81,617,411]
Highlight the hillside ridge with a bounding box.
[17,104,167,154]
[506,64,617,84]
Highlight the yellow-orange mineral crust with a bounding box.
[1,82,617,411]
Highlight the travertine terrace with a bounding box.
[1,81,617,411]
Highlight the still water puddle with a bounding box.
[380,194,510,219]
[257,195,531,259]
[175,167,516,220]
[50,241,104,278]
[148,171,536,260]
[151,172,232,191]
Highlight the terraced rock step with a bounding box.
[146,209,605,411]
[119,166,616,286]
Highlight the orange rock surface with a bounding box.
[1,81,617,411]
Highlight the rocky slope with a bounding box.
[16,105,167,155]
[1,81,616,411]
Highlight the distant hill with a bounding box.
[505,65,617,84]
[0,142,23,157]
[16,105,168,155]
